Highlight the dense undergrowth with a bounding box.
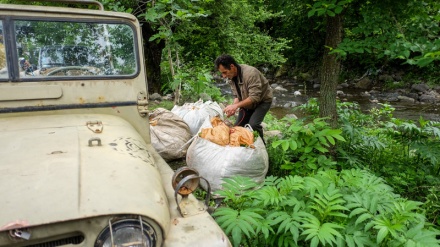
[213,99,440,247]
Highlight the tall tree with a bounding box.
[307,0,347,127]
[132,1,166,94]
[318,15,342,127]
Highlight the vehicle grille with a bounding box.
[25,235,84,247]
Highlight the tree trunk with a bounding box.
[112,1,165,95]
[141,23,166,94]
[319,14,342,128]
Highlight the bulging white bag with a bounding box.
[149,108,192,161]
[186,118,269,192]
[171,100,223,136]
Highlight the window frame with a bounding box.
[0,16,140,83]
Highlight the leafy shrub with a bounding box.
[268,117,345,176]
[160,61,225,103]
[335,103,440,227]
[265,99,440,229]
[213,170,440,247]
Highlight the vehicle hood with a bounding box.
[0,114,169,231]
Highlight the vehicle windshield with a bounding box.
[39,46,90,69]
[13,19,137,78]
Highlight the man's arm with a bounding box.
[224,97,253,117]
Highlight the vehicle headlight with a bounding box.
[95,218,159,247]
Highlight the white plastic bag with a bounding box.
[171,100,223,136]
[186,133,269,192]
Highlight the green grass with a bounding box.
[149,100,175,111]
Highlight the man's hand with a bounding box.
[224,104,238,117]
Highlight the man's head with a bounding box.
[214,54,239,80]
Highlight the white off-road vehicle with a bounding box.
[0,1,230,246]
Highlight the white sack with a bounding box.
[149,108,192,161]
[171,100,223,136]
[186,135,269,192]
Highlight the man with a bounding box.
[214,54,273,145]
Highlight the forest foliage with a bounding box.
[3,1,439,245]
[217,101,440,247]
[137,0,440,97]
[3,0,439,96]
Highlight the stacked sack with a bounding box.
[149,108,192,161]
[171,100,223,136]
[186,116,269,193]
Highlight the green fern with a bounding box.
[425,123,440,139]
[341,224,375,247]
[301,214,344,247]
[402,222,440,246]
[345,192,384,229]
[373,200,427,244]
[213,171,439,247]
[256,185,287,207]
[308,183,349,221]
[316,169,342,186]
[254,217,274,241]
[303,176,324,199]
[214,176,258,206]
[411,141,440,168]
[254,175,305,209]
[279,195,307,213]
[213,207,263,247]
[271,232,299,247]
[373,216,403,244]
[220,176,259,193]
[266,211,302,244]
[276,175,305,194]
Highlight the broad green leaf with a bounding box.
[346,235,356,247]
[416,57,435,67]
[310,236,319,247]
[326,135,335,145]
[231,227,242,247]
[376,227,389,244]
[349,207,367,218]
[334,6,343,14]
[313,1,323,7]
[282,141,289,151]
[290,140,298,150]
[355,213,373,226]
[317,9,326,16]
[327,10,335,17]
[307,162,317,169]
[315,144,329,153]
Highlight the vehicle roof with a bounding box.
[0,3,137,21]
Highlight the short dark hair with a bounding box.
[214,54,239,70]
